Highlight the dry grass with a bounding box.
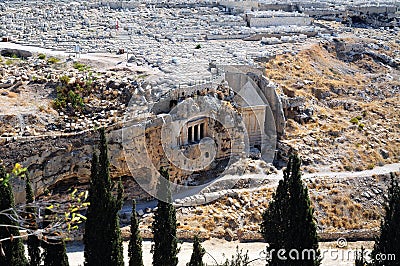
[266,43,400,171]
[309,177,385,232]
[135,174,395,241]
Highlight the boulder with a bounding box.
[224,228,235,241]
[380,149,390,159]
[1,49,32,59]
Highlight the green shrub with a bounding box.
[85,79,93,87]
[47,57,60,64]
[53,83,84,111]
[73,62,90,71]
[195,44,201,49]
[5,59,13,65]
[350,117,359,124]
[59,75,70,85]
[53,91,83,110]
[53,88,67,109]
[67,90,84,109]
[137,74,148,79]
[38,53,46,60]
[52,75,95,113]
[358,123,365,130]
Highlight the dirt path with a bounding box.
[166,162,400,207]
[65,239,373,266]
[303,163,400,179]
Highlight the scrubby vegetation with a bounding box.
[5,59,14,65]
[52,75,95,113]
[47,57,60,64]
[73,61,90,71]
[220,247,250,266]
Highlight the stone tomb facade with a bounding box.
[3,68,286,202]
[180,117,208,146]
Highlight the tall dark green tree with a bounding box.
[370,173,400,266]
[84,128,124,266]
[0,164,28,266]
[152,168,179,266]
[25,174,41,266]
[129,199,143,266]
[187,235,205,266]
[42,207,69,266]
[42,239,69,266]
[261,154,320,266]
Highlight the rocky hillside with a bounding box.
[268,40,400,172]
[118,165,398,243]
[0,53,148,136]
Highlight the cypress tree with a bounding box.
[187,235,205,266]
[110,180,124,265]
[42,207,69,266]
[25,174,41,266]
[129,199,143,266]
[42,239,69,266]
[261,154,320,266]
[370,173,400,266]
[84,128,124,266]
[0,164,28,266]
[152,167,179,266]
[83,152,100,265]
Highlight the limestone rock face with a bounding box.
[1,125,143,202]
[1,93,249,203]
